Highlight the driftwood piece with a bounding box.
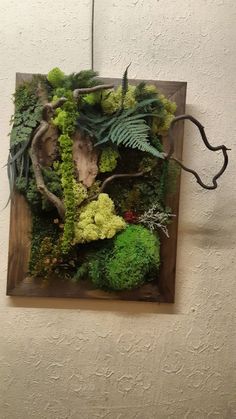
[38,123,59,166]
[73,84,114,99]
[72,130,99,188]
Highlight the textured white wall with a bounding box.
[0,1,236,418]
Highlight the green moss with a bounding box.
[53,101,78,135]
[58,134,76,253]
[29,214,60,276]
[134,82,177,135]
[82,225,160,291]
[73,181,88,206]
[99,147,119,173]
[83,92,101,106]
[47,67,66,88]
[106,225,160,290]
[152,94,177,134]
[52,93,79,254]
[101,85,137,114]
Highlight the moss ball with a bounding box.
[86,225,160,291]
[106,225,160,290]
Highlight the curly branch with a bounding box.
[73,84,114,99]
[166,114,230,190]
[100,172,144,193]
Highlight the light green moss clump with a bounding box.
[74,193,126,244]
[99,147,119,173]
[47,67,66,88]
[101,85,137,114]
[152,93,177,134]
[73,181,88,206]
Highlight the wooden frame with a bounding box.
[7,73,187,302]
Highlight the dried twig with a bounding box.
[100,172,144,193]
[73,84,114,99]
[138,204,175,238]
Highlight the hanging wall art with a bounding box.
[6,68,229,302]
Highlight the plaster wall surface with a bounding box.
[0,1,235,418]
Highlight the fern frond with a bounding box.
[96,114,164,158]
[121,64,131,109]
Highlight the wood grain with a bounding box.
[7,73,187,302]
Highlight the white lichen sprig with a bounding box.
[138,204,175,238]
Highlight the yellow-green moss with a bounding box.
[73,181,88,206]
[101,85,137,114]
[152,94,177,134]
[52,92,79,253]
[47,67,66,88]
[74,193,126,244]
[99,147,119,173]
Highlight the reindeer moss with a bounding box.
[74,193,126,244]
[99,147,119,173]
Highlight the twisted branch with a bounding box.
[73,84,114,99]
[100,172,144,193]
[29,100,66,219]
[166,114,230,190]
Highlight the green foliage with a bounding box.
[97,113,163,158]
[7,82,43,200]
[80,98,166,158]
[135,82,159,101]
[74,193,126,244]
[99,147,119,173]
[134,82,177,134]
[81,225,160,291]
[106,149,164,214]
[15,167,63,211]
[10,82,42,146]
[47,67,66,88]
[121,63,131,109]
[64,69,100,90]
[47,67,100,90]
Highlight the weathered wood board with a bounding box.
[7,74,187,302]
